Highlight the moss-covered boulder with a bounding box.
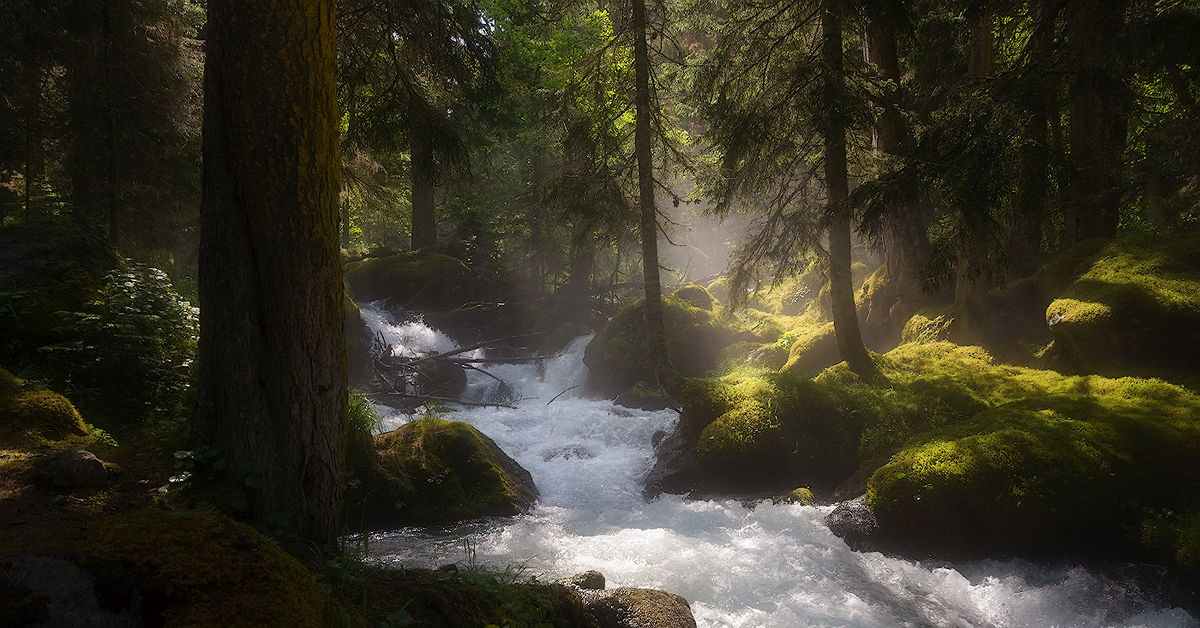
[344,249,475,310]
[0,227,123,366]
[645,371,862,497]
[856,342,1200,558]
[583,286,753,397]
[0,368,91,449]
[0,510,330,628]
[1042,234,1200,372]
[349,417,538,528]
[780,322,841,376]
[583,587,697,628]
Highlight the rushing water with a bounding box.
[357,304,1197,628]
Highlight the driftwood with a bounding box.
[376,392,518,410]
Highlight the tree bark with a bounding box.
[952,9,993,345]
[864,19,929,333]
[196,0,347,546]
[410,112,437,250]
[1064,0,1129,247]
[632,0,679,394]
[823,0,879,382]
[1009,0,1057,267]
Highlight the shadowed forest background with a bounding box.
[3,0,1200,625]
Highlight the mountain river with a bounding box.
[356,304,1197,628]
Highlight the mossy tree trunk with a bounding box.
[823,0,879,382]
[196,0,347,546]
[633,0,680,395]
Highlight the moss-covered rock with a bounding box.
[781,322,841,376]
[1042,234,1200,371]
[584,587,697,628]
[0,368,91,449]
[857,342,1200,557]
[646,371,862,497]
[344,249,475,310]
[0,510,330,628]
[349,417,538,528]
[583,287,751,397]
[899,305,955,345]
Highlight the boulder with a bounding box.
[825,498,879,552]
[0,369,91,449]
[348,417,538,529]
[583,587,697,628]
[584,286,753,398]
[0,510,328,628]
[780,322,841,377]
[34,450,108,489]
[561,570,606,591]
[344,249,475,310]
[644,372,862,498]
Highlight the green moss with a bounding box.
[1142,505,1200,585]
[0,510,327,628]
[367,417,534,525]
[900,305,955,345]
[781,322,840,376]
[671,284,715,310]
[682,370,862,491]
[344,249,475,309]
[583,291,751,396]
[851,341,1200,553]
[0,368,91,449]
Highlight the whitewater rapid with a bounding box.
[357,304,1197,628]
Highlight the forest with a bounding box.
[2,0,1200,626]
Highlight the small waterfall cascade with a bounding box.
[356,303,1197,628]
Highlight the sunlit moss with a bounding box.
[0,368,92,450]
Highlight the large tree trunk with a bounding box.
[196,0,347,546]
[632,0,679,394]
[1009,0,1057,267]
[864,19,929,337]
[410,113,437,250]
[952,9,993,345]
[66,0,106,232]
[1064,0,1129,247]
[823,0,879,382]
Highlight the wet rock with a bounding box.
[348,417,539,529]
[544,445,592,462]
[583,587,697,628]
[2,555,131,628]
[561,570,606,590]
[344,249,475,310]
[35,450,108,489]
[825,497,878,552]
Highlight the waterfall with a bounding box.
[356,303,1197,628]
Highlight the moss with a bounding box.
[851,341,1200,555]
[0,510,328,628]
[682,370,862,492]
[1142,505,1200,586]
[781,322,841,376]
[780,487,815,505]
[1034,233,1200,371]
[343,249,475,309]
[353,417,537,527]
[583,291,751,397]
[0,368,91,449]
[900,305,955,345]
[671,284,715,310]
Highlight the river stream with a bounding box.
[356,304,1196,628]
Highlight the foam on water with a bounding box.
[357,305,1197,628]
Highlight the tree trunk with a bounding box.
[410,113,437,250]
[632,0,679,394]
[66,0,106,232]
[1009,0,1057,267]
[864,19,929,334]
[952,9,993,345]
[823,0,879,382]
[196,0,347,546]
[1064,0,1128,247]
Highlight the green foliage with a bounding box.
[32,264,197,434]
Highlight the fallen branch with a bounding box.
[546,385,579,406]
[376,392,518,410]
[404,332,547,367]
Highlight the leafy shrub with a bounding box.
[34,263,198,434]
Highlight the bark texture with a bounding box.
[632,0,679,394]
[823,0,878,381]
[410,111,437,250]
[196,0,347,545]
